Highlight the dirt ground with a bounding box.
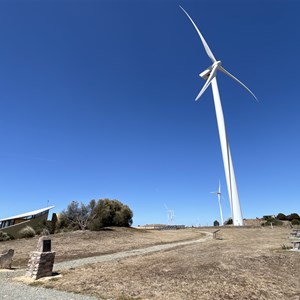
[2,227,300,299]
[0,227,203,268]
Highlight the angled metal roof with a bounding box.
[0,206,55,222]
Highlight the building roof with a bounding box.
[0,206,55,222]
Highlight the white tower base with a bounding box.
[211,77,243,226]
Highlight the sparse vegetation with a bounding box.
[261,217,283,226]
[291,219,300,225]
[21,227,299,300]
[18,226,36,238]
[261,212,300,227]
[0,231,13,241]
[281,244,293,250]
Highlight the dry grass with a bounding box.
[0,227,203,268]
[2,226,300,299]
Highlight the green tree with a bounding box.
[88,199,133,230]
[276,213,287,220]
[58,200,96,230]
[287,213,300,222]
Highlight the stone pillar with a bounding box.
[26,236,55,280]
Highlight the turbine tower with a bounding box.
[211,181,224,226]
[181,7,257,226]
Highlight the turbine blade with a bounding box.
[195,65,217,101]
[180,6,216,63]
[219,66,258,102]
[218,181,221,194]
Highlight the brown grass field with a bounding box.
[1,226,300,299]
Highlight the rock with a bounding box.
[0,249,14,269]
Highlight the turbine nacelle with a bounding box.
[199,61,221,80]
[199,68,211,80]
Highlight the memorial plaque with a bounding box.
[43,240,51,252]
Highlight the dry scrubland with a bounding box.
[0,227,203,268]
[1,227,300,300]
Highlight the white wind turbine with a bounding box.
[180,6,257,226]
[164,204,175,225]
[211,181,224,226]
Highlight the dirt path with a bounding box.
[53,231,212,271]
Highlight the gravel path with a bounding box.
[0,232,211,300]
[0,269,98,300]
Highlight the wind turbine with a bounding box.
[164,204,175,225]
[211,181,224,226]
[180,6,257,226]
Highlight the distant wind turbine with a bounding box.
[180,6,257,226]
[164,204,175,225]
[211,181,224,226]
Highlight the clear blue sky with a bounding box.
[0,0,299,226]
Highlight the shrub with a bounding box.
[261,218,283,227]
[287,213,300,221]
[224,218,233,225]
[291,219,300,225]
[39,228,50,236]
[276,213,287,220]
[0,231,13,241]
[213,220,220,226]
[263,215,274,221]
[18,226,36,238]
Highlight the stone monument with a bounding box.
[26,236,55,280]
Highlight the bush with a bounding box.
[287,213,300,221]
[276,213,287,220]
[18,226,36,238]
[224,218,233,225]
[213,220,220,226]
[291,219,300,225]
[0,231,13,241]
[261,218,283,227]
[263,215,274,221]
